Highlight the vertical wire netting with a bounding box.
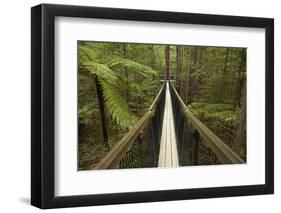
[170,83,219,166]
[119,84,166,168]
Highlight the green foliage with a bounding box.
[176,46,245,104]
[215,110,240,128]
[189,102,240,129]
[100,79,137,128]
[188,102,207,109]
[79,103,95,125]
[79,43,159,129]
[79,45,97,61]
[106,58,157,77]
[78,41,247,169]
[204,104,233,112]
[81,61,117,83]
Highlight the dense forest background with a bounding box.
[78,41,246,170]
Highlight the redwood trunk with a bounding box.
[233,49,246,108]
[176,46,182,93]
[165,45,170,80]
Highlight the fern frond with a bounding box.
[79,45,97,61]
[106,58,157,77]
[79,44,157,129]
[100,79,137,129]
[81,61,117,84]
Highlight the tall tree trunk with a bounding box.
[219,48,229,102]
[149,45,156,81]
[176,46,182,92]
[187,47,198,104]
[234,82,246,155]
[93,77,109,148]
[222,48,229,84]
[165,45,170,80]
[122,44,129,100]
[185,47,192,104]
[233,49,246,108]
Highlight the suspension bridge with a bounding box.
[95,81,244,169]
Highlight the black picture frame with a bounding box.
[31,3,274,209]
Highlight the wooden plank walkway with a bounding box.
[158,82,179,167]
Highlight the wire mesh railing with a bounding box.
[170,83,244,166]
[95,83,166,169]
[95,81,244,170]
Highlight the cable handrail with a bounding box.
[94,83,165,169]
[170,83,245,164]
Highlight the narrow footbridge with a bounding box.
[95,81,244,169]
[158,82,179,167]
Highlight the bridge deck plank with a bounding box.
[158,82,179,167]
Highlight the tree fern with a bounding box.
[106,58,157,78]
[81,61,117,84]
[79,44,158,129]
[100,79,137,128]
[79,45,97,61]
